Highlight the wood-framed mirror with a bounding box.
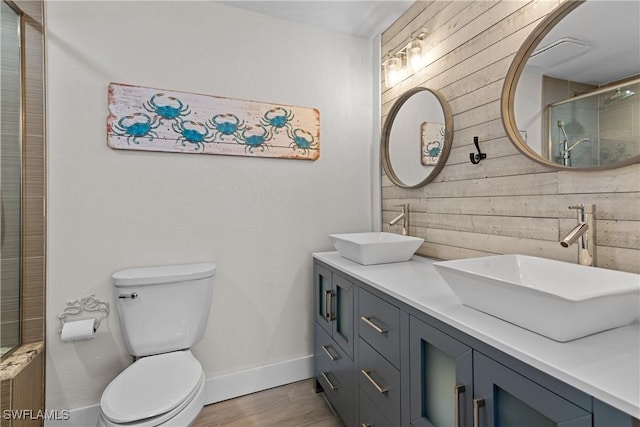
[382,87,453,188]
[502,0,640,170]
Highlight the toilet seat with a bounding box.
[100,350,203,424]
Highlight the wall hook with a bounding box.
[469,136,486,164]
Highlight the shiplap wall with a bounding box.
[381,0,640,274]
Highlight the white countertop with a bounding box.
[314,251,640,418]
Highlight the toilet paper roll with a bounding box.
[61,318,96,342]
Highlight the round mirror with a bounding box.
[502,0,640,170]
[382,87,453,188]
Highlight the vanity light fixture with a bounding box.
[382,54,405,89]
[382,29,428,89]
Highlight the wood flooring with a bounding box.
[192,379,345,427]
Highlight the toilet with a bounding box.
[97,262,216,427]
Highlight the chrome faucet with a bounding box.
[560,204,596,266]
[389,204,409,236]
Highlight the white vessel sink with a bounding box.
[329,232,424,265]
[433,254,640,342]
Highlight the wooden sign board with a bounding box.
[107,83,320,160]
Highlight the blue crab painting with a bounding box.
[287,128,317,155]
[260,107,294,133]
[237,125,273,153]
[207,113,246,141]
[108,83,320,160]
[111,113,161,145]
[144,93,191,123]
[171,120,215,151]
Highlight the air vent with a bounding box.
[528,37,590,68]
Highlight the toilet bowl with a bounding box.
[97,263,216,427]
[98,351,205,427]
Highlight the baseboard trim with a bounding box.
[204,354,314,404]
[44,354,314,426]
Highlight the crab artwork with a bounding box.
[108,83,319,160]
[143,93,191,123]
[424,140,442,162]
[111,113,161,145]
[171,120,215,151]
[237,125,273,153]
[260,107,294,134]
[287,128,318,155]
[207,113,246,141]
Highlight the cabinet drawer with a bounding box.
[359,386,394,427]
[359,288,400,368]
[359,338,401,426]
[315,324,354,427]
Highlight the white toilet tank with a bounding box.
[112,262,216,357]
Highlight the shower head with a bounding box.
[604,88,635,106]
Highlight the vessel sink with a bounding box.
[329,232,424,265]
[433,254,640,342]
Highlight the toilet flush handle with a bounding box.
[118,292,138,299]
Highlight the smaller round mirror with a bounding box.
[382,87,453,188]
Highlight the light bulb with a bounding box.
[406,39,425,73]
[383,56,402,88]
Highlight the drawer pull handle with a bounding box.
[455,384,465,427]
[321,344,340,361]
[473,398,485,427]
[321,371,340,390]
[361,424,372,427]
[361,316,388,334]
[361,369,388,394]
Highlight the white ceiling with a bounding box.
[218,0,639,86]
[527,0,639,86]
[217,1,414,38]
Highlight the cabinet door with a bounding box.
[314,263,333,335]
[332,273,355,358]
[409,316,473,427]
[473,352,591,427]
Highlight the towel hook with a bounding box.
[469,136,486,164]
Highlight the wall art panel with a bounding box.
[107,83,320,160]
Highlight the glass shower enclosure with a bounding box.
[547,78,640,167]
[1,0,22,358]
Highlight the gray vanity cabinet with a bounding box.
[313,258,637,427]
[409,316,473,427]
[314,262,356,426]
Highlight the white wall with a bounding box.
[514,67,543,154]
[46,1,374,410]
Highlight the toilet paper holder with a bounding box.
[57,294,110,333]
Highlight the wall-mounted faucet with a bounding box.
[389,203,409,236]
[560,204,596,266]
